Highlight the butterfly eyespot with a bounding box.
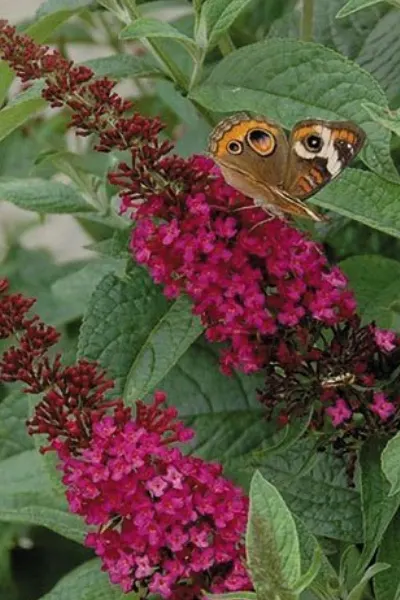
[227,140,243,155]
[304,134,323,153]
[246,128,275,156]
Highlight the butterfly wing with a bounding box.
[208,112,290,201]
[284,119,366,200]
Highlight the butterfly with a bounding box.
[208,112,366,222]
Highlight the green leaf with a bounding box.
[247,471,300,598]
[77,269,170,397]
[123,295,203,401]
[0,450,85,543]
[339,255,400,327]
[189,39,396,179]
[0,177,93,214]
[35,0,95,18]
[294,516,340,599]
[337,0,400,18]
[270,0,387,61]
[358,439,400,574]
[264,449,363,542]
[120,18,199,59]
[382,432,400,495]
[51,258,127,323]
[292,546,322,596]
[347,563,390,600]
[363,102,400,137]
[0,100,47,144]
[356,9,400,103]
[0,392,33,461]
[196,0,256,49]
[313,170,400,239]
[375,511,400,600]
[83,53,165,79]
[39,558,130,600]
[157,340,268,461]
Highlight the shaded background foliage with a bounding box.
[2,0,400,598]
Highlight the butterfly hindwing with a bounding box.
[284,119,366,200]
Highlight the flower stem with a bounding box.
[301,0,314,42]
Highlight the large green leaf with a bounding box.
[375,511,400,600]
[312,170,400,239]
[123,295,203,401]
[40,559,131,600]
[78,269,171,397]
[262,449,363,542]
[356,9,400,103]
[339,255,400,327]
[337,0,400,18]
[247,472,300,599]
[0,451,85,543]
[156,340,269,461]
[0,178,93,214]
[358,439,400,574]
[189,39,396,178]
[0,392,33,461]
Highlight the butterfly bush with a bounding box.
[0,279,251,598]
[0,20,399,445]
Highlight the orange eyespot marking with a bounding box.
[213,120,279,158]
[246,128,276,156]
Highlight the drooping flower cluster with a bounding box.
[0,280,250,598]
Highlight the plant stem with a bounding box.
[301,0,314,42]
[121,0,189,90]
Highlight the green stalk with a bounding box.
[121,0,189,91]
[301,0,314,42]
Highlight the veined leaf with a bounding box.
[0,177,93,214]
[312,169,400,239]
[196,0,256,49]
[337,0,400,18]
[382,432,400,496]
[247,472,300,598]
[363,102,400,137]
[375,511,400,600]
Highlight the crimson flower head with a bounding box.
[130,157,356,375]
[53,392,251,599]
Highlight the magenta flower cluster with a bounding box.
[53,392,250,598]
[131,157,356,375]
